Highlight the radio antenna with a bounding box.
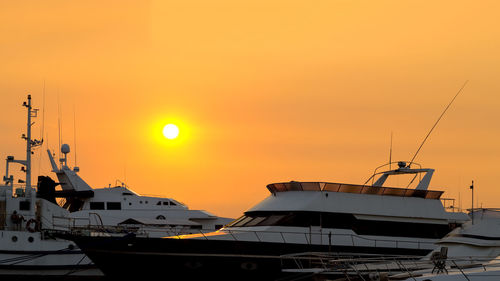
[38,80,47,175]
[57,91,63,167]
[389,131,393,170]
[73,104,77,168]
[408,81,468,167]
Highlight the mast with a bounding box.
[22,95,43,216]
[24,95,32,192]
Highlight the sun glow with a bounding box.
[162,124,179,139]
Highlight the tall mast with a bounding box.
[22,95,43,215]
[25,95,32,191]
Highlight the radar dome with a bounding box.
[61,144,70,154]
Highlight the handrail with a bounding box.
[280,254,500,280]
[54,222,434,251]
[175,228,435,250]
[229,228,429,245]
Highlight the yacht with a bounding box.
[69,162,469,280]
[43,145,232,235]
[280,209,500,281]
[396,208,500,281]
[0,95,232,278]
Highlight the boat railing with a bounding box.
[441,197,461,212]
[266,181,444,200]
[172,228,436,250]
[279,252,500,279]
[55,222,433,250]
[48,217,220,237]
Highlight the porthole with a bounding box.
[11,236,18,242]
[241,262,258,270]
[156,215,166,220]
[28,236,34,243]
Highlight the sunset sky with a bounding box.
[1,1,500,218]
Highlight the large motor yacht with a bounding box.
[0,95,232,278]
[69,161,469,280]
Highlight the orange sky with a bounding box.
[1,0,500,218]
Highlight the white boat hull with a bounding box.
[0,230,102,278]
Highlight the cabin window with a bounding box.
[169,201,177,206]
[245,216,267,227]
[190,225,202,229]
[163,201,169,206]
[89,202,105,210]
[259,215,286,226]
[225,216,246,227]
[234,211,451,239]
[233,216,253,227]
[215,225,224,229]
[106,202,122,210]
[157,201,161,205]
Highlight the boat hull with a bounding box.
[0,231,102,279]
[72,235,431,280]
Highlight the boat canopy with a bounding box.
[266,181,443,200]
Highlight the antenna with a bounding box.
[41,80,46,142]
[73,104,77,168]
[389,131,393,170]
[458,191,462,212]
[408,81,468,167]
[470,180,474,224]
[38,80,47,175]
[57,92,63,168]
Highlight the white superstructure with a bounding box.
[174,162,469,256]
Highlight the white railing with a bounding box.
[167,229,436,250]
[280,253,500,280]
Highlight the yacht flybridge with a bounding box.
[0,95,232,278]
[69,161,470,280]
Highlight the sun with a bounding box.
[162,124,179,139]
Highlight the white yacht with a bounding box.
[43,145,231,235]
[69,161,469,280]
[0,95,232,278]
[281,209,500,281]
[395,208,500,281]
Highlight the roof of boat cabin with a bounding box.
[266,181,444,200]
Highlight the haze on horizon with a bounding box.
[1,0,500,218]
